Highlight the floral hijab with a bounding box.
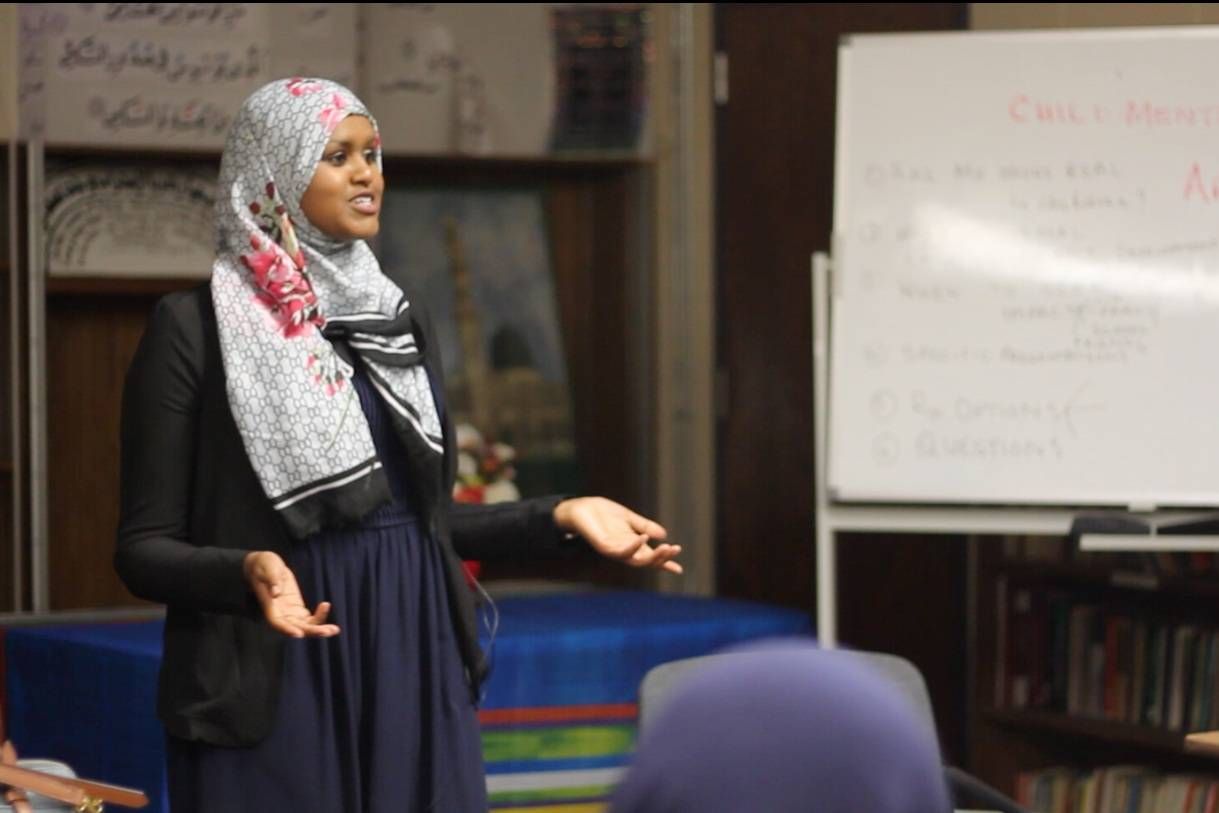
[212,77,443,538]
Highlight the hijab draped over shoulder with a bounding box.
[212,77,442,538]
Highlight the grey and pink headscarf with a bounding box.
[212,77,442,537]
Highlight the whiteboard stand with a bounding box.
[813,252,836,645]
[809,252,1219,648]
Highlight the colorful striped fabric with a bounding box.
[482,704,636,811]
[476,591,814,810]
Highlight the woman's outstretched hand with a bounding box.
[553,497,682,575]
[243,551,340,638]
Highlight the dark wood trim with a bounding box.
[45,144,651,170]
[381,156,650,189]
[44,145,221,164]
[997,560,1219,600]
[46,277,202,297]
[984,708,1199,757]
[385,152,651,169]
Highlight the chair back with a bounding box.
[639,647,936,740]
[636,646,1032,813]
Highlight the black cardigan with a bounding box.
[115,284,570,746]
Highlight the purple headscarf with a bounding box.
[611,641,952,813]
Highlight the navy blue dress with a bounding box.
[167,365,487,812]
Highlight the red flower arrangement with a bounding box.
[452,424,520,583]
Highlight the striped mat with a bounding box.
[474,590,814,810]
[481,703,637,811]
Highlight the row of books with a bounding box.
[1018,766,1219,813]
[996,582,1219,731]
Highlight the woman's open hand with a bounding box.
[553,497,682,575]
[243,551,340,638]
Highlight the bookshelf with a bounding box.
[971,535,1219,808]
[985,708,1192,754]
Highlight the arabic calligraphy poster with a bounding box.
[362,4,555,155]
[19,4,355,148]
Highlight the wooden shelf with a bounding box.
[44,144,650,170]
[385,150,651,167]
[997,560,1219,599]
[380,152,652,186]
[46,276,202,297]
[45,144,221,162]
[984,708,1199,756]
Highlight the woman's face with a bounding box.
[300,114,384,241]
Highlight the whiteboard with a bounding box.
[830,27,1219,507]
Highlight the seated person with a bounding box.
[0,756,77,813]
[610,640,951,813]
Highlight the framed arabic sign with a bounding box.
[18,4,356,149]
[362,4,556,155]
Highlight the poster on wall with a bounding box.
[18,3,355,148]
[363,4,651,156]
[18,4,649,155]
[374,188,580,498]
[363,4,556,155]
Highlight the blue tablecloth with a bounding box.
[5,621,165,811]
[5,591,811,812]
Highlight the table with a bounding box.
[5,590,811,812]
